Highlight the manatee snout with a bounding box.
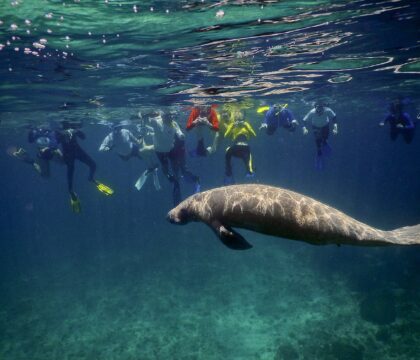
[167,207,189,225]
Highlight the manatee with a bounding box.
[167,184,420,250]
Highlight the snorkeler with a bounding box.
[11,126,63,177]
[99,120,161,191]
[147,110,200,206]
[379,99,415,144]
[258,103,299,134]
[223,110,257,185]
[302,101,338,170]
[99,122,140,156]
[186,104,219,156]
[56,120,114,213]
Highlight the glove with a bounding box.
[333,123,338,135]
[379,122,385,127]
[259,123,268,130]
[291,119,299,126]
[302,126,309,135]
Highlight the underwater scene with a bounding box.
[0,0,419,359]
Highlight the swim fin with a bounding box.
[315,154,324,171]
[194,181,201,194]
[257,106,270,114]
[135,170,149,191]
[152,169,161,191]
[70,193,81,213]
[95,181,114,196]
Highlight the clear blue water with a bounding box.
[0,1,419,359]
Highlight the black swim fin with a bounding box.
[209,220,253,250]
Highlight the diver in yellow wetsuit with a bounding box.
[223,110,256,184]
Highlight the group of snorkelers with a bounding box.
[10,97,416,213]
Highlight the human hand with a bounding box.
[302,126,309,135]
[333,124,338,135]
[259,123,268,130]
[291,119,299,126]
[396,123,404,129]
[379,122,385,127]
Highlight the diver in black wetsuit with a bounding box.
[56,121,113,212]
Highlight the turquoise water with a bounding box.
[1,1,419,359]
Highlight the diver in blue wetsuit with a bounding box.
[302,101,338,170]
[380,100,415,144]
[12,126,63,177]
[259,104,299,135]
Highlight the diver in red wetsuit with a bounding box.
[186,104,219,157]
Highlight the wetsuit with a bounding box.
[384,112,415,144]
[263,107,296,135]
[56,128,96,195]
[186,105,219,156]
[224,121,256,179]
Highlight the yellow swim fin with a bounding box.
[257,106,270,114]
[95,181,114,196]
[70,193,81,213]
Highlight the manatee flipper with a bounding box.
[209,220,253,250]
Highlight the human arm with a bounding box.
[186,108,199,130]
[285,109,299,127]
[402,113,415,129]
[209,108,219,131]
[326,108,338,134]
[173,121,185,140]
[325,107,338,134]
[244,121,257,137]
[99,132,113,151]
[379,115,390,127]
[28,129,38,143]
[121,129,142,145]
[301,109,313,135]
[224,121,235,138]
[259,107,273,130]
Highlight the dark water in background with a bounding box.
[1,1,420,359]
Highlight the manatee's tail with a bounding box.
[389,224,420,245]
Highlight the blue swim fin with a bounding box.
[315,154,324,171]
